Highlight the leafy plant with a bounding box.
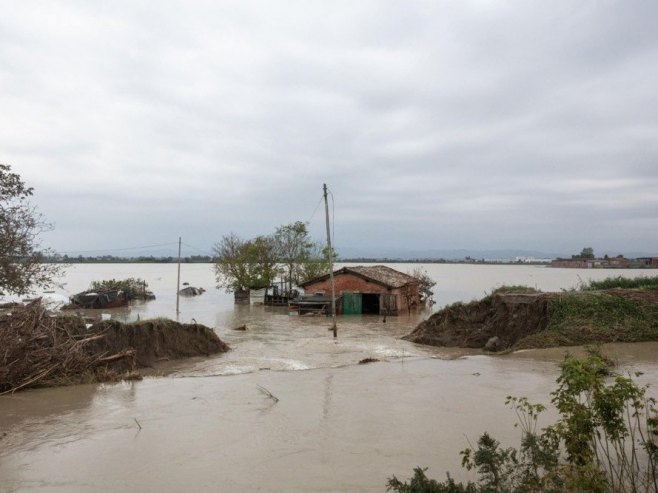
[583,276,658,291]
[89,278,151,300]
[0,164,62,295]
[387,350,658,492]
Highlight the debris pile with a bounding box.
[0,300,228,394]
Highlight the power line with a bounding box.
[181,242,214,257]
[306,194,325,225]
[58,242,179,255]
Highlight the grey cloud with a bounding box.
[1,0,657,256]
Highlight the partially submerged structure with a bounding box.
[179,286,205,296]
[66,278,156,310]
[68,290,128,309]
[295,265,422,316]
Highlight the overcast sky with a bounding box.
[1,1,657,258]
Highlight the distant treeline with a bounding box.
[44,255,553,265]
[45,255,547,264]
[340,257,550,264]
[44,255,214,264]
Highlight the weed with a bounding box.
[387,350,658,493]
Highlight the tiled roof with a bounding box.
[300,265,419,288]
[345,265,419,288]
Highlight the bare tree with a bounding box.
[408,266,436,305]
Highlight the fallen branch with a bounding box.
[257,384,279,403]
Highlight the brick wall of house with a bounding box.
[303,274,419,313]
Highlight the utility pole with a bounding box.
[176,236,181,318]
[323,184,337,338]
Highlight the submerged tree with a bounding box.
[214,221,332,296]
[0,164,60,295]
[408,266,436,304]
[213,233,277,293]
[274,221,314,293]
[273,221,335,292]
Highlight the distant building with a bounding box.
[550,256,632,268]
[298,265,421,316]
[550,259,593,268]
[636,257,658,268]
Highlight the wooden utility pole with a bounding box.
[176,236,181,318]
[323,184,337,338]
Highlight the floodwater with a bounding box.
[1,264,657,492]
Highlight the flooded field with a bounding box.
[1,264,657,492]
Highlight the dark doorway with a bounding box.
[362,293,380,314]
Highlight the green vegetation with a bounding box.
[0,164,61,295]
[407,266,437,303]
[213,233,279,292]
[89,277,152,300]
[387,350,658,493]
[515,278,658,349]
[583,276,658,291]
[573,246,596,260]
[213,221,334,295]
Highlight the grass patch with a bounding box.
[581,275,658,291]
[487,285,541,296]
[515,291,658,349]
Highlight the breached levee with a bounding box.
[404,288,658,352]
[0,300,229,394]
[404,292,554,351]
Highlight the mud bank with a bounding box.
[0,301,229,393]
[404,289,658,351]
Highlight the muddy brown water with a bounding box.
[1,264,657,492]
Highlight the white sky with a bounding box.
[1,1,657,257]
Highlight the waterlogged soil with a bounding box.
[1,342,657,493]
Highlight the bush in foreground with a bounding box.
[387,350,658,493]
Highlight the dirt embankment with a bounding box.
[405,293,554,351]
[404,289,658,351]
[0,301,229,394]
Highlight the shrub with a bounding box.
[89,277,151,300]
[387,350,658,492]
[583,276,658,291]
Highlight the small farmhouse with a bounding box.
[299,265,422,316]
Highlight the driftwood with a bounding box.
[0,300,136,394]
[257,384,279,403]
[0,300,229,394]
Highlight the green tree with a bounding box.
[0,164,60,295]
[575,247,595,259]
[298,243,336,285]
[274,221,314,294]
[213,233,277,293]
